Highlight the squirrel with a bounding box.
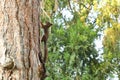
[40,21,52,63]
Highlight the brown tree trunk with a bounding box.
[0,0,45,80]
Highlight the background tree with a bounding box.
[94,0,120,78]
[40,0,120,80]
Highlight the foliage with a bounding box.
[40,0,120,79]
[46,15,100,80]
[94,0,120,78]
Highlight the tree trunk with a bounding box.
[0,0,45,80]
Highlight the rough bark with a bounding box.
[0,0,45,80]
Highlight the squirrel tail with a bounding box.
[44,41,47,63]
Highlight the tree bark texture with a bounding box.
[0,0,45,80]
